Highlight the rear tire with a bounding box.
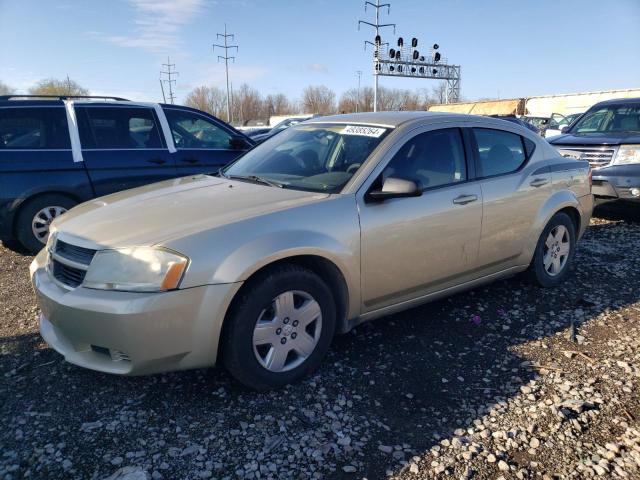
[222,264,336,390]
[15,194,76,254]
[525,212,576,288]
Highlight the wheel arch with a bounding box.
[522,190,583,265]
[11,190,82,238]
[221,254,352,349]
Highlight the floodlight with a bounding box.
[397,37,403,47]
[411,38,418,48]
[433,44,439,50]
[434,52,441,62]
[413,50,419,60]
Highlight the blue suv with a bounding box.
[0,95,254,252]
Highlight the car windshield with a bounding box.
[222,123,390,193]
[570,104,640,134]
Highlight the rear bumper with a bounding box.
[30,249,242,375]
[592,165,640,203]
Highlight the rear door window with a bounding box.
[78,107,163,149]
[0,107,70,149]
[472,128,528,177]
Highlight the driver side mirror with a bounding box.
[367,177,422,202]
[229,134,253,150]
[560,126,569,134]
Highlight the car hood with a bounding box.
[549,131,640,146]
[53,175,329,249]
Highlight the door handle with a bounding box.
[530,178,550,188]
[181,158,199,164]
[148,158,166,165]
[452,194,478,205]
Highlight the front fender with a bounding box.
[214,230,355,285]
[169,195,362,319]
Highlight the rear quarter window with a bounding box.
[0,107,70,149]
[472,128,529,178]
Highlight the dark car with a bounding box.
[250,116,314,144]
[0,95,254,252]
[549,98,640,205]
[489,115,540,134]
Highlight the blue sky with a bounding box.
[1,0,639,103]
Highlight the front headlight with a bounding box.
[83,247,188,292]
[613,145,640,165]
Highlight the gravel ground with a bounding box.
[1,206,639,480]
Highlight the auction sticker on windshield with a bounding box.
[340,125,387,137]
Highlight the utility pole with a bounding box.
[160,57,179,104]
[213,24,238,123]
[358,0,395,112]
[356,70,362,112]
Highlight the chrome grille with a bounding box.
[48,239,96,289]
[557,146,618,168]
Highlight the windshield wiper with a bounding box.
[224,173,284,188]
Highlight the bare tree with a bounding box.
[337,88,358,113]
[432,82,448,104]
[232,84,264,126]
[264,93,293,118]
[301,85,336,115]
[29,77,89,96]
[0,80,14,96]
[184,86,227,119]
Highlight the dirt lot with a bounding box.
[1,206,639,480]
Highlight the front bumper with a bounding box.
[592,165,640,203]
[30,250,242,375]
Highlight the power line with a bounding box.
[213,23,238,123]
[160,57,179,104]
[358,0,395,112]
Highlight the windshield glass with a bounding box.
[223,123,390,193]
[570,104,640,134]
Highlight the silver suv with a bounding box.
[30,112,593,389]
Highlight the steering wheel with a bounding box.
[346,163,362,175]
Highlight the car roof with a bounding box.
[305,110,536,130]
[592,97,640,107]
[0,99,66,107]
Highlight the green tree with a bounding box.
[29,77,89,96]
[0,80,14,96]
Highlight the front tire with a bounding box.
[15,194,77,254]
[222,264,336,390]
[526,212,576,287]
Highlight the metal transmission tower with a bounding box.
[358,1,395,112]
[160,57,179,104]
[213,24,238,123]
